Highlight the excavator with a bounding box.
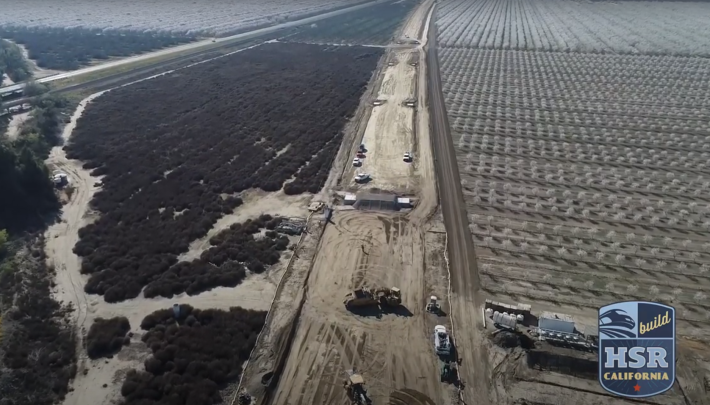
[344,286,402,310]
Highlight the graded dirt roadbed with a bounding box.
[270,208,448,405]
[349,50,417,193]
[425,11,493,405]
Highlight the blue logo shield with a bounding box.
[598,301,675,398]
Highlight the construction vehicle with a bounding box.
[434,325,452,356]
[344,286,402,309]
[440,359,458,383]
[426,296,441,314]
[237,390,252,405]
[343,369,372,404]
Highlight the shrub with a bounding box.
[65,42,381,302]
[121,305,266,405]
[86,317,131,359]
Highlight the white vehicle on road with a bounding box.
[434,325,451,356]
[403,152,413,162]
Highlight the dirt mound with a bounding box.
[388,389,437,405]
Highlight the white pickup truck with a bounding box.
[434,325,451,356]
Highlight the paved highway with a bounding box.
[0,0,389,95]
[425,11,492,405]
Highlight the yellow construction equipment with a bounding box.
[343,286,402,310]
[343,369,372,404]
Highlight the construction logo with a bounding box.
[598,301,675,398]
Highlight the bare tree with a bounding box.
[626,233,636,242]
[596,252,606,262]
[606,230,617,240]
[650,247,660,257]
[693,292,707,302]
[672,288,683,297]
[689,251,701,263]
[627,284,639,294]
[615,254,626,264]
[699,263,710,275]
[676,262,688,273]
[634,258,646,268]
[542,274,553,283]
[538,245,549,256]
[584,280,594,289]
[663,237,673,247]
[649,285,660,298]
[642,234,653,244]
[605,282,616,293]
[557,247,568,257]
[482,263,493,272]
[518,242,530,252]
[502,239,514,250]
[611,242,621,252]
[587,227,599,240]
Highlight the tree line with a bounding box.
[0,91,76,405]
[0,38,32,85]
[1,92,69,232]
[0,26,195,71]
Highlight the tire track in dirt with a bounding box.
[388,388,438,405]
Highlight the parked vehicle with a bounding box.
[353,158,362,166]
[354,173,371,183]
[403,152,412,162]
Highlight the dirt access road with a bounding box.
[425,11,493,405]
[240,1,457,405]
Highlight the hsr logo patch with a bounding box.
[598,301,675,398]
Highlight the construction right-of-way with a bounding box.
[243,1,459,404]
